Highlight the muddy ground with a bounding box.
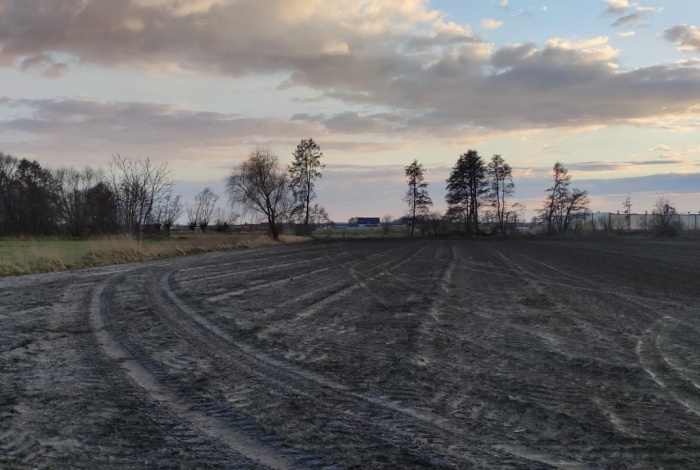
[2,237,700,469]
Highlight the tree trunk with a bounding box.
[304,189,310,235]
[269,213,280,241]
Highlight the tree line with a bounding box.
[0,138,329,240]
[403,151,590,236]
[0,152,178,238]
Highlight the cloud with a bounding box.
[675,58,700,67]
[612,8,661,27]
[0,0,442,76]
[0,97,325,168]
[648,144,700,158]
[576,173,700,196]
[317,141,415,153]
[513,9,534,18]
[664,24,700,52]
[606,3,662,27]
[566,158,686,172]
[0,0,699,137]
[492,0,509,7]
[618,31,636,37]
[481,18,503,30]
[603,0,630,15]
[16,54,69,78]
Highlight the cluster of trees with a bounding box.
[404,150,524,237]
[3,139,691,240]
[403,153,593,237]
[0,137,331,240]
[0,152,178,238]
[226,139,330,241]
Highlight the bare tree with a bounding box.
[404,159,432,238]
[505,202,525,232]
[155,193,183,235]
[185,203,199,231]
[213,206,240,232]
[652,196,679,236]
[193,187,219,233]
[53,166,103,237]
[226,147,292,241]
[561,188,590,232]
[623,195,632,231]
[487,154,515,234]
[109,155,173,240]
[540,162,589,235]
[308,203,331,228]
[382,214,393,235]
[289,138,325,235]
[422,211,448,236]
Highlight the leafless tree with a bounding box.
[540,162,589,235]
[53,166,103,237]
[154,193,183,235]
[109,155,173,240]
[226,147,292,241]
[652,196,680,236]
[382,214,393,235]
[623,195,632,231]
[421,211,448,236]
[308,203,331,228]
[185,203,199,231]
[505,202,525,232]
[193,187,219,232]
[213,206,240,232]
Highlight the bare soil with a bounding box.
[2,238,700,469]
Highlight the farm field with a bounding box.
[1,238,700,468]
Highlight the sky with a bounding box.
[1,0,699,222]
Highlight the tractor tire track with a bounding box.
[88,277,285,468]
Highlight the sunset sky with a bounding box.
[1,0,699,222]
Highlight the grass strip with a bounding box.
[0,233,308,277]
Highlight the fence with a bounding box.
[585,212,700,232]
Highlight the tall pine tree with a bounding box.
[289,138,325,235]
[445,150,488,236]
[404,160,432,238]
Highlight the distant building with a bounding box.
[348,217,380,227]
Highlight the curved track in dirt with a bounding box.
[2,238,700,468]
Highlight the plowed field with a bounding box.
[2,238,700,468]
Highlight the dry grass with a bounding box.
[0,233,309,277]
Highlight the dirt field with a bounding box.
[2,238,700,469]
